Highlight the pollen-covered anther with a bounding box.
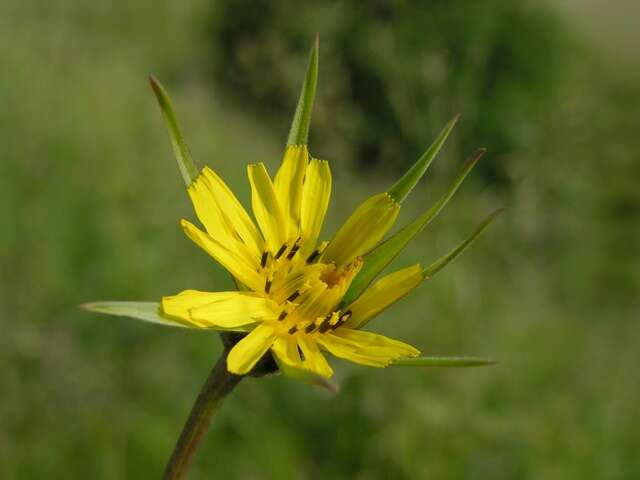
[332,310,352,330]
[329,312,342,326]
[318,312,338,333]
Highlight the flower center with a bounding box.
[259,238,361,336]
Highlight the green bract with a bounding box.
[81,301,187,328]
[387,115,460,204]
[287,34,319,147]
[343,148,490,305]
[149,75,199,186]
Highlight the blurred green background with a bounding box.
[1,1,639,478]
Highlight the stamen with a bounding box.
[306,241,328,264]
[288,325,298,335]
[304,323,316,334]
[278,311,288,321]
[332,310,352,330]
[306,249,320,264]
[260,251,268,268]
[286,291,300,302]
[329,312,342,326]
[286,237,302,260]
[274,244,287,260]
[318,313,335,333]
[264,278,272,294]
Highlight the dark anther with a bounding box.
[319,323,332,333]
[288,326,298,334]
[318,313,333,333]
[275,244,287,260]
[278,311,288,321]
[286,245,300,260]
[306,249,320,264]
[287,291,300,302]
[265,279,272,294]
[286,240,301,260]
[260,251,268,268]
[305,323,316,334]
[332,310,352,330]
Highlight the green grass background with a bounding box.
[1,1,638,479]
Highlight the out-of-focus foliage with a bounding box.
[206,0,569,183]
[1,1,639,479]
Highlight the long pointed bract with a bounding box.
[342,148,485,305]
[149,75,200,186]
[81,301,190,328]
[286,35,319,146]
[387,115,460,203]
[423,208,505,278]
[392,356,495,367]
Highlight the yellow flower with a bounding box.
[161,145,421,377]
[83,38,500,381]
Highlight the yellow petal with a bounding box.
[316,329,420,367]
[192,167,264,257]
[271,336,303,369]
[343,264,424,329]
[335,329,420,356]
[300,159,331,249]
[187,173,259,269]
[188,175,229,243]
[322,192,400,266]
[190,294,275,326]
[274,146,308,236]
[181,219,264,291]
[162,290,273,329]
[226,324,277,375]
[248,163,287,250]
[298,335,333,377]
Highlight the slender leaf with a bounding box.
[149,76,200,186]
[387,115,460,203]
[424,208,505,278]
[392,356,495,367]
[81,301,190,328]
[286,34,319,146]
[342,148,485,305]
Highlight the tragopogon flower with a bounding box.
[84,39,500,382]
[162,145,420,378]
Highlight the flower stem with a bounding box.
[163,351,242,480]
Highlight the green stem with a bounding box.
[163,352,242,480]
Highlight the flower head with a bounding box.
[161,144,421,378]
[84,38,500,382]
